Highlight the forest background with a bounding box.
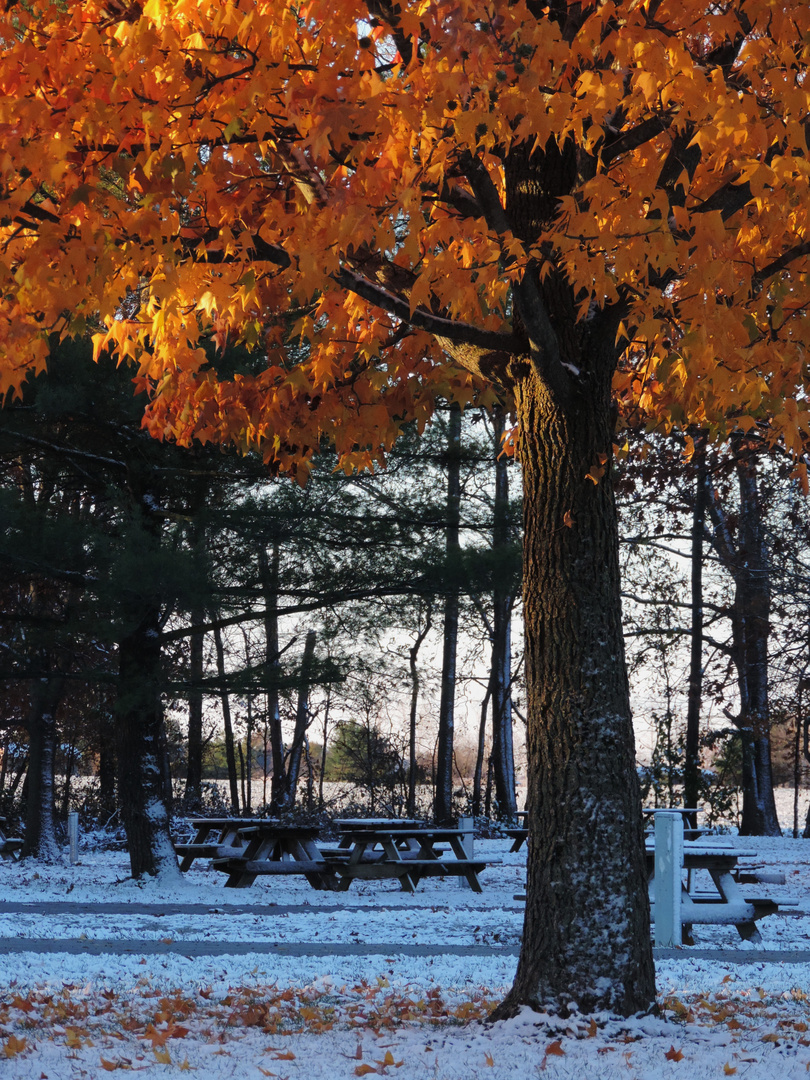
[4,337,810,860]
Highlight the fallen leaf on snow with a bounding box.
[664,1045,684,1062]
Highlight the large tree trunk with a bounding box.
[22,671,63,861]
[435,405,461,825]
[116,607,180,881]
[496,364,654,1017]
[490,405,517,819]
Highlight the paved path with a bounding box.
[0,939,519,957]
[1,902,807,964]
[0,901,521,916]
[0,935,808,964]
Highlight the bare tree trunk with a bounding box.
[490,407,517,819]
[683,441,706,816]
[259,542,286,810]
[435,405,461,825]
[472,683,491,818]
[185,617,205,805]
[407,602,432,818]
[213,623,240,813]
[706,445,780,835]
[285,629,317,806]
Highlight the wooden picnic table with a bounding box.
[211,822,339,890]
[0,816,23,861]
[327,823,496,894]
[174,817,269,871]
[645,841,794,943]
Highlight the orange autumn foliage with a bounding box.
[0,1,808,475]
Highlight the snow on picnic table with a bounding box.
[1,833,810,1078]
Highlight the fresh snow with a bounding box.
[1,832,810,1077]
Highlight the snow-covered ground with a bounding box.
[2,832,810,1078]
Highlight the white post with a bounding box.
[68,811,79,865]
[457,815,473,890]
[654,811,683,947]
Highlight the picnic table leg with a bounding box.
[447,835,483,893]
[333,839,369,892]
[224,834,268,888]
[289,837,339,891]
[709,869,763,943]
[382,837,417,893]
[178,825,211,872]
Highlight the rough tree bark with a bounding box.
[435,405,462,825]
[116,602,179,880]
[22,670,64,861]
[494,358,654,1017]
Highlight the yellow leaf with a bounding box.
[154,1047,172,1064]
[355,1066,377,1076]
[179,1059,193,1071]
[100,1059,121,1072]
[724,1065,737,1075]
[484,1052,495,1066]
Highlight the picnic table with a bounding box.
[210,822,339,890]
[325,822,496,893]
[645,840,795,943]
[0,817,22,861]
[174,817,268,871]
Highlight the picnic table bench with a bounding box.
[0,817,23,861]
[174,817,269,871]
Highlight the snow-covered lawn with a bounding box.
[1,833,810,1078]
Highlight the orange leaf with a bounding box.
[100,1059,121,1071]
[723,1065,737,1075]
[273,1050,296,1061]
[664,1045,684,1062]
[355,1066,378,1076]
[3,1035,28,1058]
[587,1018,599,1038]
[563,510,574,528]
[545,1040,565,1056]
[484,1052,495,1066]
